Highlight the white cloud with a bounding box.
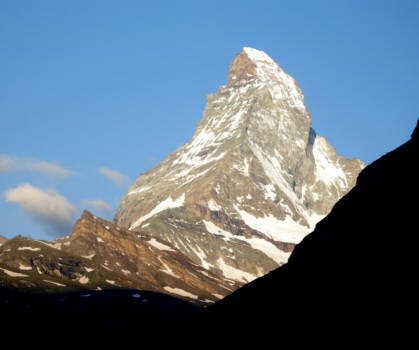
[0,155,16,172]
[82,199,113,218]
[0,154,74,178]
[98,167,129,186]
[4,183,76,236]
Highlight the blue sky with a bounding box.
[1,0,418,240]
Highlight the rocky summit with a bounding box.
[113,47,365,284]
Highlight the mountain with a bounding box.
[0,210,235,304]
[0,235,7,246]
[208,119,419,337]
[113,47,364,283]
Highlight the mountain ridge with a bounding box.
[0,209,236,304]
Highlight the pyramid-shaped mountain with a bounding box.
[113,47,364,283]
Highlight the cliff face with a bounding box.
[113,47,364,283]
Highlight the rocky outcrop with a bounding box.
[0,210,235,304]
[113,47,364,283]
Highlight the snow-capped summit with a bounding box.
[228,47,305,110]
[113,48,364,285]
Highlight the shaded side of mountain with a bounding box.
[208,119,419,334]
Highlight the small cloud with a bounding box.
[0,154,74,178]
[0,155,17,172]
[98,167,130,186]
[4,183,76,236]
[27,161,74,177]
[82,199,113,218]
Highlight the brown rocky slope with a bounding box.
[0,210,236,305]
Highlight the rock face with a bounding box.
[113,47,364,283]
[0,235,7,246]
[0,211,234,304]
[209,119,419,336]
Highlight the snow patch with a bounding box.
[130,193,185,229]
[0,267,28,277]
[149,238,176,252]
[163,286,198,300]
[216,258,257,283]
[234,205,310,244]
[102,264,113,271]
[127,186,151,196]
[19,263,33,271]
[203,220,234,241]
[18,247,40,251]
[191,244,212,270]
[313,136,347,189]
[208,199,222,211]
[82,253,95,259]
[159,257,179,278]
[78,276,89,284]
[245,238,291,264]
[36,240,62,250]
[43,280,66,287]
[204,219,290,264]
[264,184,276,201]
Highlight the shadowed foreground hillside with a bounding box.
[208,119,419,338]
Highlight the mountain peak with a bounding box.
[227,47,305,111]
[227,47,279,86]
[242,47,277,65]
[227,48,258,86]
[113,48,365,285]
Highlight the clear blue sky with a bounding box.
[1,0,418,240]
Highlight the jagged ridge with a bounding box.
[0,210,236,304]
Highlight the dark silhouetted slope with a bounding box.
[209,119,419,337]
